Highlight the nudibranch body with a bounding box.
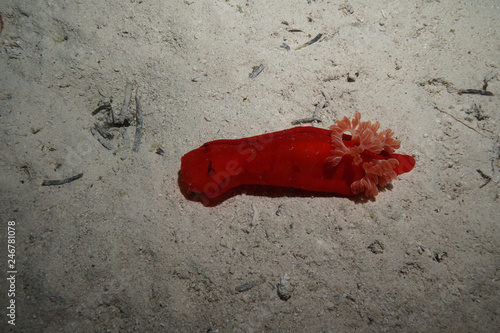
[181,112,415,200]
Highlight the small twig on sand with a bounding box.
[91,103,112,116]
[133,90,143,152]
[249,64,264,79]
[121,127,130,147]
[476,169,492,188]
[91,126,116,150]
[119,83,133,124]
[192,74,208,82]
[94,123,113,140]
[458,79,494,96]
[433,105,497,140]
[42,173,83,186]
[295,33,323,50]
[113,128,131,156]
[292,99,326,125]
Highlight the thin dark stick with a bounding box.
[119,83,133,124]
[458,89,493,96]
[42,173,83,186]
[192,74,208,82]
[291,99,325,125]
[113,128,131,155]
[94,123,113,140]
[121,127,130,147]
[295,33,323,50]
[133,91,143,152]
[90,126,116,150]
[306,33,323,45]
[433,106,496,140]
[91,103,112,116]
[476,169,492,188]
[249,64,264,79]
[458,79,494,96]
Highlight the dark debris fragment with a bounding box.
[156,147,166,156]
[368,240,385,254]
[280,43,290,51]
[235,282,257,293]
[42,173,83,186]
[459,79,494,96]
[192,73,208,82]
[92,102,112,116]
[249,64,265,79]
[291,99,325,125]
[476,169,492,188]
[295,33,323,50]
[464,103,489,121]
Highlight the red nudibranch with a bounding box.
[181,112,415,200]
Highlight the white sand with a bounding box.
[0,0,498,331]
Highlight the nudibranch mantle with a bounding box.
[181,112,415,200]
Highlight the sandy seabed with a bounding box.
[0,0,499,332]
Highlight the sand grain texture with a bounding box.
[0,0,499,331]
